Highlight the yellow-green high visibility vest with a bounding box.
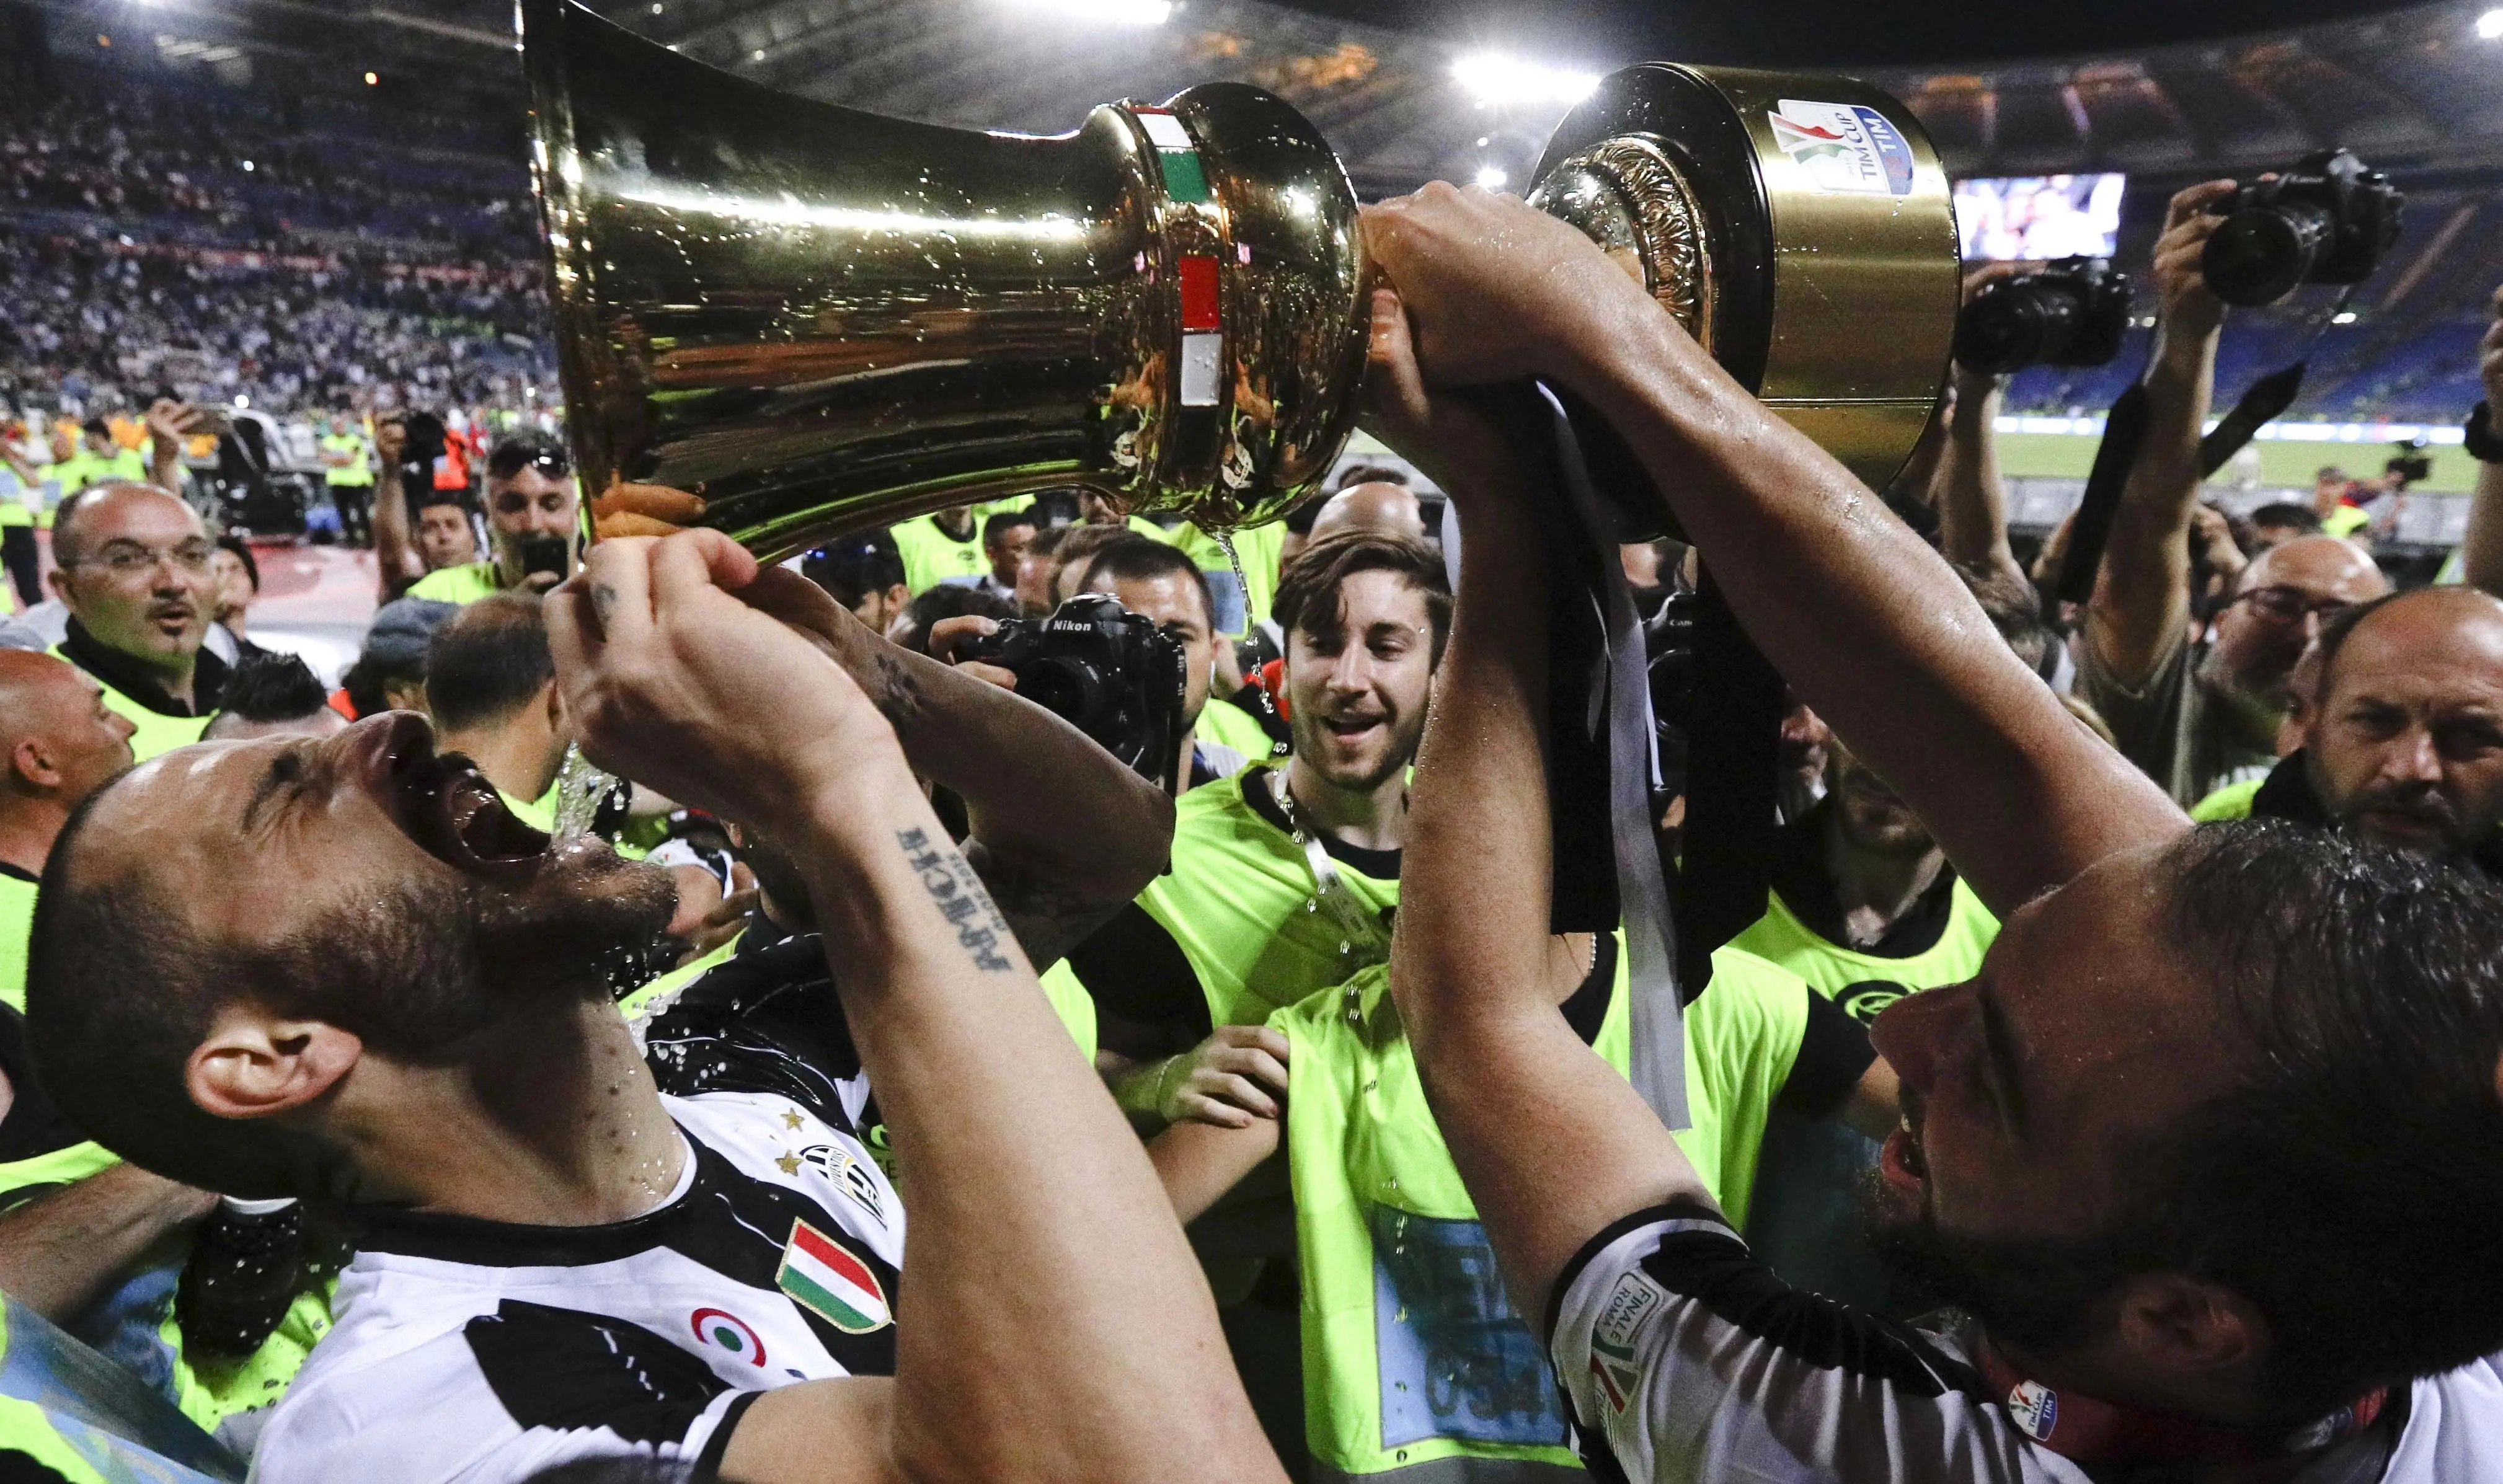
[2189,776,2262,822]
[0,865,33,1012]
[1274,943,1810,1483]
[406,560,503,606]
[890,514,990,594]
[1195,694,1280,766]
[0,1139,334,1439]
[1137,765,1398,1029]
[46,648,210,762]
[321,433,374,487]
[1177,519,1285,635]
[1725,877,2000,1025]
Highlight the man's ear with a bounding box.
[185,1005,362,1121]
[2112,1271,2269,1380]
[542,676,566,735]
[43,566,73,607]
[9,736,58,792]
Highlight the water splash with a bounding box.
[551,742,619,842]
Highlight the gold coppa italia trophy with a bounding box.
[518,0,1958,553]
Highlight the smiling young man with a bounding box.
[23,532,1284,1484]
[1065,530,1447,1093]
[1365,183,2503,1484]
[45,483,226,758]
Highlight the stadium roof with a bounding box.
[23,0,2503,187]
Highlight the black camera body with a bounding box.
[398,410,446,497]
[1954,257,2133,376]
[967,594,1188,788]
[2388,440,2433,487]
[2202,148,2403,307]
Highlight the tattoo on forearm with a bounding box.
[898,828,1016,971]
[968,845,1120,963]
[874,648,921,729]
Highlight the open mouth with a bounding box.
[1881,1113,1929,1193]
[1321,713,1384,741]
[368,715,551,877]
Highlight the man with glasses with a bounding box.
[407,433,580,606]
[2076,181,2391,805]
[43,483,225,759]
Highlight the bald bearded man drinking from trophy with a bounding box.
[25,530,1287,1484]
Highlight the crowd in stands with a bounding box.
[0,54,2501,1484]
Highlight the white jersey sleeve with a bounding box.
[1548,1203,2089,1484]
[248,1322,761,1484]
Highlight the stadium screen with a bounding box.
[1954,174,2127,260]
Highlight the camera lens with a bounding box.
[2202,202,2332,307]
[1019,657,1110,731]
[1954,278,2085,376]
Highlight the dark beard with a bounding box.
[1861,1180,2135,1357]
[267,852,677,1066]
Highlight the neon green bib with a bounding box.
[0,870,33,1013]
[1275,945,1808,1482]
[2189,776,2262,822]
[1726,876,2000,1023]
[47,648,210,762]
[890,515,990,594]
[320,433,374,487]
[1138,766,1398,1028]
[1194,695,1279,767]
[405,561,503,606]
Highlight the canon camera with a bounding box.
[1953,257,2133,376]
[2202,148,2403,307]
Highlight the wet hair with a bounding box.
[1271,529,1452,663]
[425,592,552,731]
[802,534,906,609]
[1081,536,1213,632]
[206,651,329,733]
[2143,822,2503,1415]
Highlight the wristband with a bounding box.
[2466,402,2503,464]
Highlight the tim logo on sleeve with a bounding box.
[1768,100,1916,196]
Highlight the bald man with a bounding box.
[2199,586,2503,870]
[2086,532,2389,805]
[45,483,225,758]
[1305,480,1427,547]
[0,652,136,1009]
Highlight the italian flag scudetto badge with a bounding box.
[777,1219,892,1334]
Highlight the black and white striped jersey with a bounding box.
[1550,1203,2503,1484]
[251,935,911,1484]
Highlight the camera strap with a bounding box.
[2062,286,2354,607]
[1265,769,1392,969]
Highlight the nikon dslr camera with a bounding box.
[967,593,1188,789]
[2202,148,2403,307]
[1953,257,2133,376]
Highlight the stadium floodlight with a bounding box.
[998,0,1176,24]
[2332,310,2359,324]
[363,70,378,84]
[1474,164,1509,190]
[1451,52,1603,107]
[2479,7,2503,38]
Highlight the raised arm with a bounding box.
[1936,364,2027,591]
[368,417,427,603]
[1363,292,1708,1330]
[550,532,1282,1484]
[2082,180,2234,690]
[1362,185,2186,917]
[143,400,202,497]
[754,581,1174,968]
[2462,285,2503,597]
[0,1163,214,1322]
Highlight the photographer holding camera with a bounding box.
[406,432,580,604]
[2078,179,2389,807]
